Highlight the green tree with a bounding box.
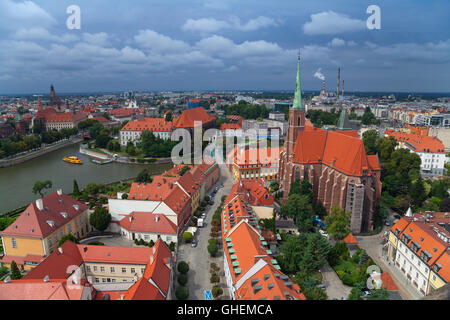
[89,207,111,232]
[325,205,351,240]
[277,235,306,274]
[281,194,314,232]
[73,179,80,197]
[314,201,327,219]
[182,232,193,243]
[302,286,328,300]
[58,234,79,246]
[177,261,189,274]
[410,178,427,207]
[10,261,22,280]
[32,180,52,198]
[165,112,172,122]
[207,241,219,257]
[177,274,188,286]
[362,130,379,155]
[175,286,189,300]
[368,288,390,300]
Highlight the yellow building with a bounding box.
[1,190,91,271]
[387,211,449,296]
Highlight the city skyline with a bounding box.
[1,0,449,94]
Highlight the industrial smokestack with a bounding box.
[322,79,325,92]
[337,68,341,99]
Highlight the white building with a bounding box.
[119,118,173,146]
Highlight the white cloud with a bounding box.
[328,38,358,47]
[182,18,230,33]
[303,11,366,35]
[13,27,79,43]
[329,38,346,47]
[83,33,110,47]
[182,16,278,33]
[134,29,190,53]
[0,0,57,30]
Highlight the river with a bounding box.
[0,143,172,214]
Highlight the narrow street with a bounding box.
[176,164,234,300]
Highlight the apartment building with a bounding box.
[119,118,173,146]
[0,239,173,300]
[385,129,446,177]
[387,211,449,296]
[220,182,306,300]
[1,190,91,271]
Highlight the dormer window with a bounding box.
[60,212,68,218]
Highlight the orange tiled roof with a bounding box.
[173,107,215,128]
[1,191,88,239]
[233,147,281,167]
[0,279,87,300]
[343,233,359,244]
[46,111,87,123]
[385,129,445,153]
[121,118,172,132]
[220,123,242,130]
[119,212,177,235]
[293,129,378,177]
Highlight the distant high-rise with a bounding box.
[49,84,62,109]
[337,68,341,99]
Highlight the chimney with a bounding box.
[58,247,63,255]
[44,275,49,282]
[155,216,159,222]
[337,67,340,98]
[153,246,156,254]
[120,294,125,300]
[150,255,154,265]
[57,189,62,196]
[83,246,88,252]
[4,276,11,283]
[36,199,44,211]
[129,216,132,223]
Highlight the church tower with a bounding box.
[286,54,306,157]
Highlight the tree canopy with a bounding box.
[325,205,351,240]
[32,180,52,198]
[89,206,111,232]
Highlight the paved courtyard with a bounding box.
[80,234,136,247]
[176,164,234,300]
[320,263,352,300]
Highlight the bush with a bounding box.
[59,234,79,246]
[169,242,176,251]
[208,241,219,257]
[177,261,189,274]
[211,219,220,227]
[177,274,188,286]
[210,275,220,283]
[121,193,128,199]
[175,286,189,300]
[212,286,223,298]
[182,232,193,243]
[148,240,155,247]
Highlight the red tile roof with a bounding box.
[385,129,445,153]
[0,279,87,300]
[293,129,378,177]
[46,112,87,123]
[110,108,135,117]
[119,212,177,235]
[241,179,274,206]
[1,191,88,239]
[121,118,172,132]
[173,107,216,128]
[343,233,359,244]
[232,147,281,167]
[220,123,242,130]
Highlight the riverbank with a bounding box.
[0,143,172,213]
[80,145,172,164]
[0,136,84,168]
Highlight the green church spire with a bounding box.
[293,53,303,109]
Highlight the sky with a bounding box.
[0,0,449,94]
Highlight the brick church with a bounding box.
[278,56,382,233]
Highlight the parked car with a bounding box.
[191,240,197,248]
[201,213,206,219]
[317,283,327,289]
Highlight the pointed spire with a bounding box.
[292,53,304,110]
[337,107,352,130]
[405,207,413,217]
